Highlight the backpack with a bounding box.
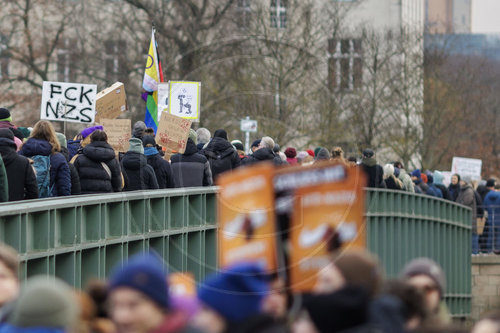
[32,155,54,198]
[204,149,234,179]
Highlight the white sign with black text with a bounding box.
[168,81,200,122]
[40,81,97,124]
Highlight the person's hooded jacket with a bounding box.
[143,136,175,189]
[361,151,385,188]
[456,183,477,233]
[241,147,284,166]
[73,141,122,194]
[484,191,500,228]
[121,151,159,191]
[433,171,451,200]
[202,131,240,180]
[397,168,414,193]
[0,131,38,201]
[19,138,70,197]
[171,138,213,187]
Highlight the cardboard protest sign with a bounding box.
[101,118,131,153]
[288,165,366,292]
[157,82,169,115]
[218,163,278,271]
[95,82,127,123]
[40,81,97,123]
[451,156,482,181]
[168,81,200,121]
[156,112,192,155]
[168,272,196,297]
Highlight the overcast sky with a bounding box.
[471,0,500,33]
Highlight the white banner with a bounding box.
[168,81,200,122]
[451,157,482,181]
[40,81,97,124]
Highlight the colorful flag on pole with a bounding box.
[143,28,163,131]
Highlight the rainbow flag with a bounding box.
[143,28,163,131]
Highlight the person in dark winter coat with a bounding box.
[484,189,500,253]
[142,135,174,189]
[56,133,81,195]
[426,174,443,198]
[448,174,461,201]
[19,121,71,197]
[361,149,385,188]
[0,155,7,202]
[202,129,241,181]
[456,180,478,254]
[0,129,37,201]
[73,130,123,194]
[241,136,284,166]
[433,171,451,200]
[121,138,159,191]
[171,138,213,188]
[411,170,430,195]
[383,164,403,190]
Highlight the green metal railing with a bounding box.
[0,188,218,288]
[0,187,471,316]
[366,189,472,317]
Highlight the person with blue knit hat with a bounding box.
[193,262,283,333]
[108,253,200,333]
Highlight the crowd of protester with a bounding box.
[2,241,498,333]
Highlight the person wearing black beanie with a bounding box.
[202,128,240,181]
[0,108,16,129]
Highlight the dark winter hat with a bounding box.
[284,147,297,158]
[197,262,269,323]
[251,139,261,149]
[401,258,446,298]
[81,126,103,139]
[0,128,15,141]
[314,147,322,157]
[128,138,144,154]
[273,144,280,153]
[231,140,244,151]
[9,128,24,141]
[0,108,11,121]
[394,167,400,178]
[315,148,330,161]
[487,179,496,188]
[10,276,78,329]
[362,148,374,158]
[332,250,382,297]
[213,129,228,141]
[142,135,156,148]
[427,175,434,184]
[17,127,31,140]
[109,253,169,309]
[411,169,421,179]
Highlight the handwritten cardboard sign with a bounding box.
[95,82,127,123]
[101,118,131,152]
[40,81,97,123]
[218,163,278,272]
[156,112,192,154]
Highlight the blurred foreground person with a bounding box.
[472,311,500,333]
[194,263,286,333]
[2,276,78,332]
[0,244,20,323]
[109,253,200,333]
[401,258,451,327]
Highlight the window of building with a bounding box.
[236,0,252,29]
[270,0,287,29]
[0,35,8,80]
[57,38,78,82]
[104,40,127,82]
[327,38,362,91]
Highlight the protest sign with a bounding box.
[101,118,131,153]
[451,157,482,181]
[218,163,278,272]
[40,81,97,124]
[272,162,366,292]
[168,272,196,297]
[156,112,192,156]
[168,81,200,121]
[157,82,169,116]
[95,82,127,123]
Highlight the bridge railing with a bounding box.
[0,187,471,317]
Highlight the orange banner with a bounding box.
[288,165,366,293]
[217,163,278,271]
